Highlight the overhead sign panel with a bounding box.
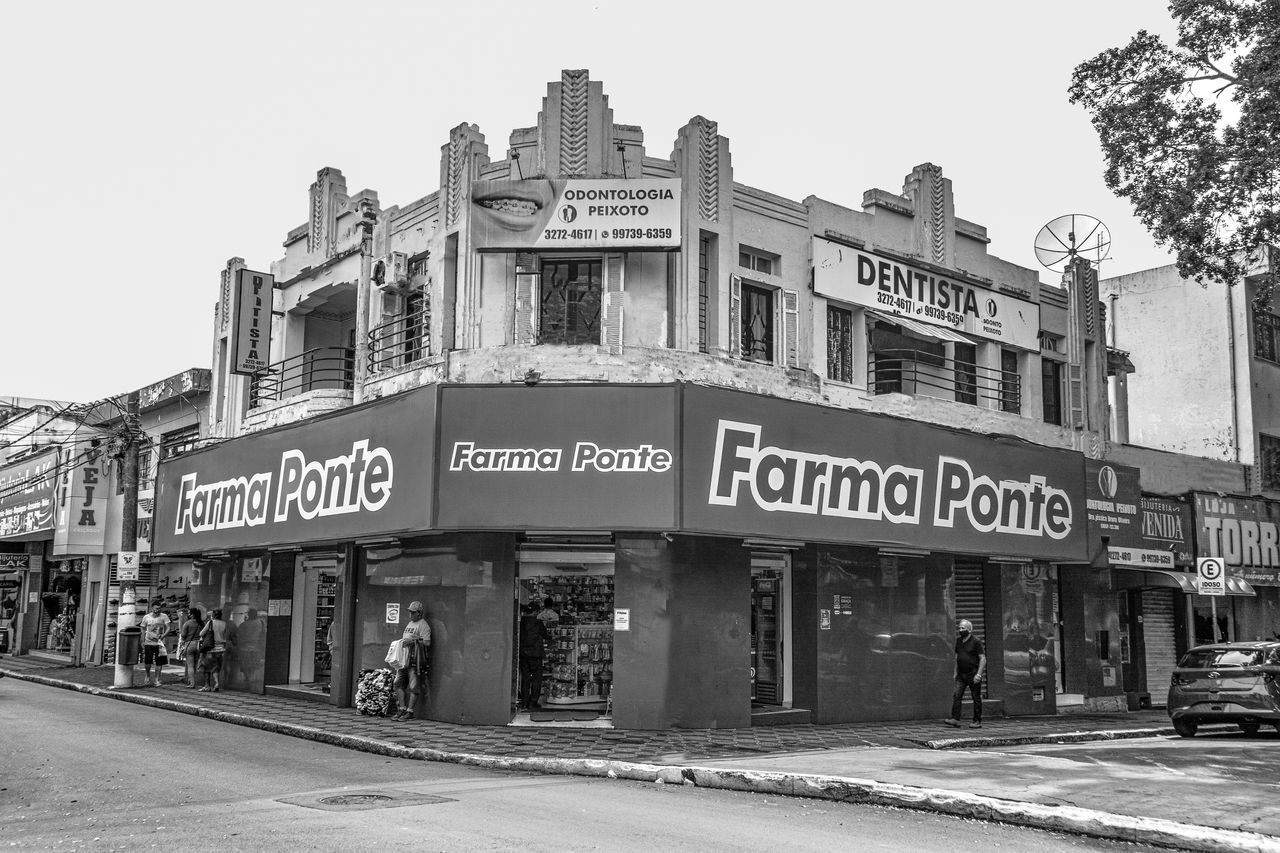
[231,268,274,375]
[812,237,1040,350]
[470,179,681,251]
[0,451,58,539]
[1193,492,1280,586]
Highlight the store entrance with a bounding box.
[290,555,336,691]
[751,554,791,707]
[514,549,615,725]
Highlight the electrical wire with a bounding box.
[0,400,87,450]
[0,444,106,505]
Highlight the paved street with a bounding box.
[1,677,1162,853]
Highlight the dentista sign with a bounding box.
[684,386,1087,560]
[812,237,1040,349]
[152,387,435,553]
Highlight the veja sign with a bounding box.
[709,421,1072,539]
[812,238,1040,349]
[174,439,393,534]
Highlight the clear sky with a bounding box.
[1,0,1181,403]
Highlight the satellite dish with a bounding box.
[1034,214,1111,272]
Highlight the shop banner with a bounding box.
[1193,492,1280,586]
[52,442,107,556]
[470,179,681,251]
[682,386,1087,561]
[1084,460,1144,566]
[1137,494,1194,568]
[812,237,1040,349]
[152,386,436,554]
[436,385,677,530]
[0,450,58,539]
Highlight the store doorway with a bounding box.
[289,555,336,690]
[514,548,615,724]
[751,553,791,707]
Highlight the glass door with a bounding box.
[750,553,790,706]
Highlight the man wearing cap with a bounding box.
[394,601,431,721]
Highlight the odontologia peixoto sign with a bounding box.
[682,386,1088,561]
[151,387,435,553]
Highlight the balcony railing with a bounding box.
[869,348,1021,412]
[249,347,354,409]
[368,305,430,373]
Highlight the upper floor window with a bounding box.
[1000,349,1021,414]
[540,259,601,345]
[160,424,200,460]
[739,246,779,277]
[741,282,775,364]
[827,306,854,383]
[1042,358,1064,426]
[1260,433,1280,490]
[1254,309,1280,364]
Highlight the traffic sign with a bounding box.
[1196,556,1226,596]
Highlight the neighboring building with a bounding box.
[1104,257,1280,691]
[149,70,1240,726]
[0,370,211,664]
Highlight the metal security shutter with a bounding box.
[953,560,988,698]
[1141,589,1177,707]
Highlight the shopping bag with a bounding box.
[384,639,404,668]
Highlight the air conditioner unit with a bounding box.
[377,252,409,293]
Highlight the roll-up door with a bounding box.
[953,560,987,698]
[1141,589,1177,706]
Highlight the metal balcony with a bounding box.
[249,347,354,409]
[869,348,1021,412]
[368,305,430,374]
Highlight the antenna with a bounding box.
[1034,214,1111,272]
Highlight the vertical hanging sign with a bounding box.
[231,269,274,374]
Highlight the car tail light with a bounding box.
[1171,674,1189,686]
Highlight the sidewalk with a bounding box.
[4,655,1277,853]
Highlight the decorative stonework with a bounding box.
[445,125,469,229]
[928,169,947,264]
[559,69,590,176]
[695,117,719,222]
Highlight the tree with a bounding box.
[1069,1,1280,304]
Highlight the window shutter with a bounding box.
[729,274,742,359]
[602,253,625,351]
[515,272,538,345]
[1067,364,1084,428]
[781,289,799,368]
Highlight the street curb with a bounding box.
[922,724,1232,750]
[6,667,1279,853]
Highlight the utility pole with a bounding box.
[112,390,140,689]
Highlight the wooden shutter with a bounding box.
[1067,364,1085,428]
[602,253,625,351]
[514,272,538,345]
[781,289,799,368]
[729,274,742,359]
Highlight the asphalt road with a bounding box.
[0,679,1172,852]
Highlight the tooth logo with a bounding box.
[559,205,578,223]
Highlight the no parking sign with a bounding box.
[1196,557,1226,596]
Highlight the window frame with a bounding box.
[1253,308,1280,364]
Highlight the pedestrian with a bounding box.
[235,607,265,688]
[179,607,204,687]
[518,601,551,711]
[536,597,560,626]
[945,618,986,728]
[139,598,171,688]
[198,608,231,692]
[393,601,431,721]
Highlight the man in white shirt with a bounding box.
[139,598,171,688]
[393,601,431,721]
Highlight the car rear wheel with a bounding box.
[1239,722,1261,736]
[1173,718,1198,737]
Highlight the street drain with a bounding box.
[320,794,393,806]
[279,789,455,812]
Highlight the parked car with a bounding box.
[1167,641,1280,737]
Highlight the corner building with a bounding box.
[155,70,1137,727]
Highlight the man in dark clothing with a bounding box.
[519,601,551,710]
[946,619,986,728]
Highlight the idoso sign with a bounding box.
[683,386,1087,560]
[152,387,435,553]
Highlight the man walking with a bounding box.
[139,598,171,687]
[945,619,986,728]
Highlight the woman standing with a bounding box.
[180,607,204,688]
[198,608,231,692]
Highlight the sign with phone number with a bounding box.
[471,178,681,251]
